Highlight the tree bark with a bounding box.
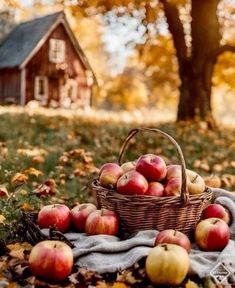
[160,0,229,122]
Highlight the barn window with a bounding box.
[35,76,48,103]
[49,39,65,63]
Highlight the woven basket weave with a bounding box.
[92,127,212,239]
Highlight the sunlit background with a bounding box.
[0,0,235,124]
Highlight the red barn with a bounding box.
[0,11,95,108]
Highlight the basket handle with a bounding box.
[118,127,189,205]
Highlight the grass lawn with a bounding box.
[0,108,234,227]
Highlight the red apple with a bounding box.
[99,163,124,188]
[166,164,182,180]
[85,209,119,236]
[186,169,205,195]
[146,182,164,196]
[116,170,148,195]
[155,229,191,253]
[164,178,181,196]
[37,204,71,233]
[195,218,230,251]
[136,154,167,182]
[121,161,136,173]
[71,203,97,232]
[29,240,73,281]
[201,203,231,225]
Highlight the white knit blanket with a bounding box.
[44,188,235,285]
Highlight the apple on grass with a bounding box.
[195,218,230,251]
[85,208,119,236]
[136,154,167,182]
[29,240,73,282]
[99,163,124,188]
[70,203,97,232]
[37,204,71,233]
[116,170,148,195]
[201,203,231,225]
[155,229,191,253]
[146,243,190,286]
[145,182,164,196]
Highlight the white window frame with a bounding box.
[34,76,48,104]
[49,38,65,64]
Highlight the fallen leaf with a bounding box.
[185,279,200,288]
[24,167,43,177]
[73,168,86,177]
[59,155,69,165]
[11,173,28,184]
[7,282,21,288]
[116,270,140,285]
[204,175,222,188]
[44,178,57,188]
[0,215,6,224]
[7,242,32,260]
[96,281,110,288]
[112,283,129,288]
[32,155,45,164]
[21,202,33,211]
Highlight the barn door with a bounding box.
[60,79,77,108]
[34,76,48,105]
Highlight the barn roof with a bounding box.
[0,12,96,81]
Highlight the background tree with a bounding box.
[67,0,235,121]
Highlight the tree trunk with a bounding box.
[161,0,221,121]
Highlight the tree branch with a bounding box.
[202,44,235,95]
[211,44,235,61]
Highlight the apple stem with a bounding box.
[213,219,220,224]
[54,243,57,248]
[173,230,177,236]
[101,208,104,216]
[192,174,198,183]
[162,244,168,251]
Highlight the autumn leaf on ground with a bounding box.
[96,280,110,288]
[59,155,69,165]
[185,279,200,288]
[0,215,6,224]
[21,202,33,212]
[7,242,32,260]
[44,178,57,188]
[24,167,43,177]
[11,173,28,184]
[116,270,141,285]
[112,282,129,288]
[73,168,86,177]
[32,155,45,164]
[203,175,222,188]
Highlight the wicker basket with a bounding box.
[92,127,212,239]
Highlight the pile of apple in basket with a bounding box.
[99,155,204,197]
[94,127,230,241]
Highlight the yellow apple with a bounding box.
[186,169,205,195]
[145,243,190,286]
